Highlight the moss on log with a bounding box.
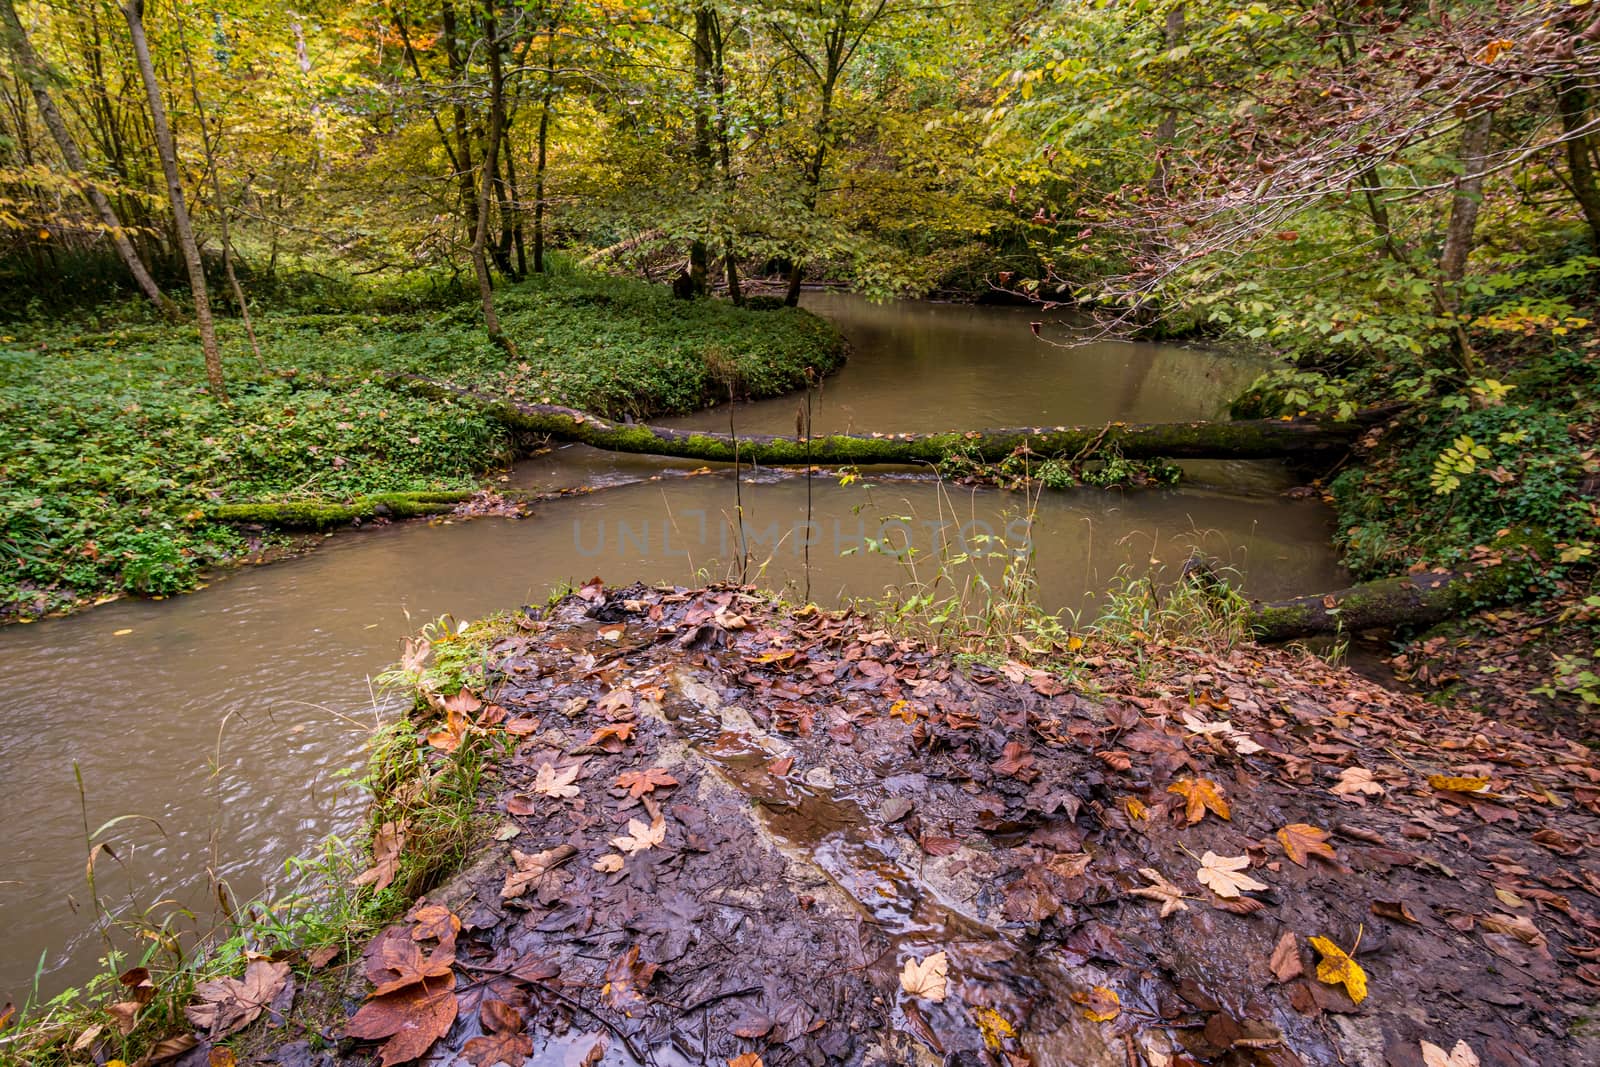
[395,374,1394,466]
[210,491,476,528]
[1250,563,1529,642]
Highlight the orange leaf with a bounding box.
[346,975,458,1067]
[615,767,679,799]
[1277,823,1337,867]
[1428,774,1490,793]
[1168,777,1230,824]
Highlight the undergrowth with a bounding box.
[0,269,843,622]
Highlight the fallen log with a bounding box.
[1249,561,1529,642]
[397,374,1399,466]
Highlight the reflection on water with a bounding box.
[0,295,1339,998]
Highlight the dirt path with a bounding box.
[274,582,1600,1067]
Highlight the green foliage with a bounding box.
[0,272,843,619]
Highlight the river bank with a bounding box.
[0,271,845,625]
[19,579,1600,1066]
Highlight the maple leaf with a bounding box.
[900,951,948,1001]
[1168,777,1230,824]
[1309,935,1368,1004]
[972,1005,1016,1052]
[346,975,457,1067]
[592,853,625,873]
[1330,766,1385,803]
[1074,986,1119,1022]
[1277,823,1338,867]
[463,999,533,1067]
[532,762,582,799]
[586,722,636,748]
[727,1056,764,1067]
[615,767,679,799]
[992,741,1035,778]
[408,904,460,946]
[368,935,457,996]
[602,946,658,1014]
[1421,1040,1480,1067]
[426,708,471,753]
[610,816,667,854]
[1196,851,1268,899]
[185,960,291,1038]
[1129,867,1188,918]
[501,844,577,903]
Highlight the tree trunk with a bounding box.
[442,2,479,238]
[685,6,715,299]
[1,0,171,313]
[178,13,264,372]
[1249,562,1528,643]
[504,127,526,277]
[1555,77,1600,252]
[471,0,516,355]
[122,0,227,401]
[533,96,549,274]
[1439,110,1492,301]
[396,375,1394,466]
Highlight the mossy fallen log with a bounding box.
[1249,562,1529,642]
[209,491,476,528]
[395,374,1396,466]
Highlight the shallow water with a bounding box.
[0,294,1345,999]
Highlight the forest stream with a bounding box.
[0,295,1348,1002]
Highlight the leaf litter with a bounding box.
[264,581,1600,1066]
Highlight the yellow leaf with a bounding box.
[1073,985,1120,1022]
[1168,777,1230,824]
[899,951,948,1002]
[972,1005,1015,1051]
[1428,775,1489,793]
[1122,796,1148,821]
[1309,935,1368,1004]
[113,628,133,636]
[728,1055,764,1067]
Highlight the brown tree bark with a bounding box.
[470,0,517,355]
[1249,563,1526,643]
[1439,110,1492,298]
[1,0,171,313]
[122,0,227,401]
[1555,77,1600,251]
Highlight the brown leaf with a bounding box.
[615,767,680,799]
[899,951,948,1002]
[501,844,577,903]
[1277,823,1337,867]
[1372,899,1420,924]
[1330,766,1385,803]
[532,762,582,799]
[610,817,667,854]
[1196,851,1267,898]
[992,741,1036,778]
[370,936,456,997]
[463,999,533,1067]
[603,946,658,1014]
[1129,868,1188,918]
[1270,932,1303,982]
[586,722,636,749]
[346,974,458,1067]
[185,960,292,1038]
[354,821,406,891]
[409,905,460,946]
[1168,777,1230,825]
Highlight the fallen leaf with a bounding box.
[532,762,582,799]
[972,1005,1016,1051]
[1371,899,1420,924]
[501,844,577,903]
[1330,767,1385,803]
[1429,775,1490,793]
[610,817,667,854]
[353,821,406,891]
[345,975,457,1067]
[586,722,636,748]
[1129,867,1188,917]
[1308,935,1367,1004]
[185,960,291,1038]
[593,854,625,873]
[1270,932,1303,981]
[1168,777,1230,824]
[899,951,948,1002]
[615,767,679,799]
[463,999,533,1067]
[602,946,658,1014]
[1196,851,1268,899]
[368,936,456,996]
[408,905,460,946]
[1075,985,1120,1022]
[1420,1039,1480,1067]
[727,1056,764,1067]
[1277,823,1337,867]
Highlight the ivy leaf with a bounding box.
[1309,935,1368,1004]
[1195,851,1268,898]
[1167,777,1230,824]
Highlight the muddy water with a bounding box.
[0,295,1345,1000]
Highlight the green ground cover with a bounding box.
[0,271,844,621]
